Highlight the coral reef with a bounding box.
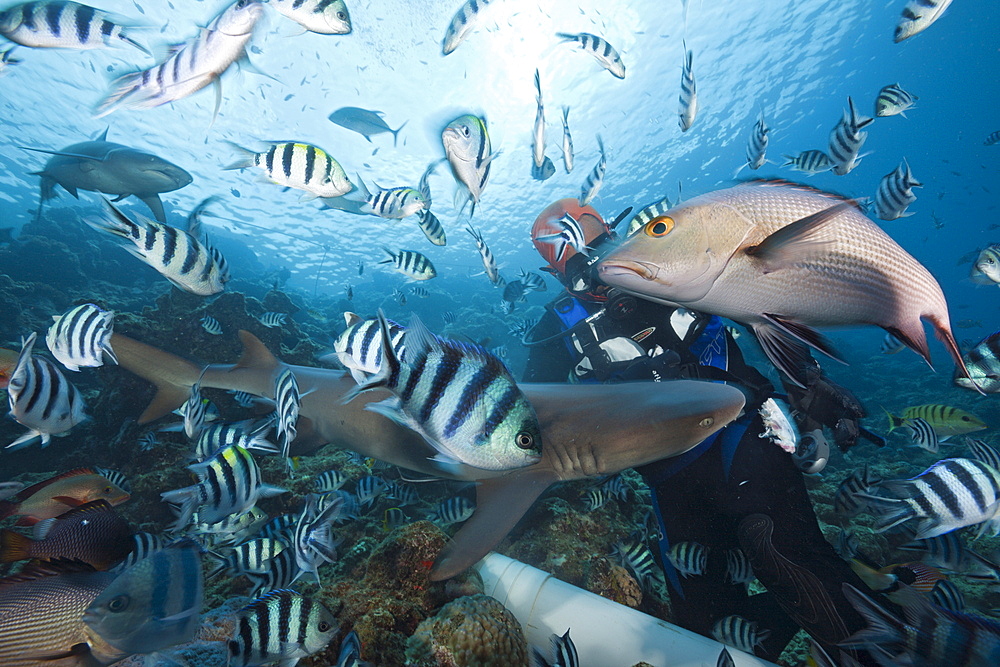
[405,595,528,667]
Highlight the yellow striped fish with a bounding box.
[884,404,986,438]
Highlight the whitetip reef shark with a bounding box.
[110,330,745,580]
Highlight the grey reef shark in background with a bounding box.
[21,128,192,223]
[110,330,746,581]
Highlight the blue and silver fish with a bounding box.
[270,0,350,34]
[46,303,116,372]
[894,0,953,42]
[442,114,494,217]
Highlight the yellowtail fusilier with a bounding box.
[95,0,265,119]
[226,141,352,200]
[442,114,494,217]
[270,0,350,34]
[45,303,116,372]
[626,195,672,236]
[894,0,953,42]
[6,332,87,449]
[466,225,501,285]
[678,42,697,131]
[556,31,625,79]
[561,106,574,173]
[883,403,985,438]
[578,135,606,206]
[875,83,918,117]
[441,0,497,55]
[531,69,555,181]
[328,106,406,145]
[597,181,974,387]
[970,246,1000,286]
[713,615,769,654]
[827,97,873,175]
[0,1,147,52]
[333,312,407,384]
[781,149,833,175]
[380,248,436,281]
[228,590,338,666]
[160,444,286,530]
[955,331,1000,393]
[82,542,204,657]
[875,159,921,220]
[86,202,229,296]
[343,311,542,473]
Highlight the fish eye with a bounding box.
[699,417,715,428]
[515,432,534,449]
[961,416,970,421]
[337,11,346,19]
[461,125,471,137]
[108,594,130,613]
[318,621,331,632]
[644,216,674,237]
[103,486,113,494]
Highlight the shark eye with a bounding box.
[515,432,534,449]
[645,216,674,237]
[699,417,715,428]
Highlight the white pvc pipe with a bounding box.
[475,553,778,667]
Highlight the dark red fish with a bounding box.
[0,468,130,526]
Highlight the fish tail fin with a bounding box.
[94,71,145,118]
[204,550,228,579]
[391,120,408,147]
[0,528,33,562]
[223,141,257,170]
[839,584,905,650]
[858,493,915,533]
[159,487,198,532]
[927,313,982,394]
[881,406,903,432]
[108,333,202,424]
[554,32,575,42]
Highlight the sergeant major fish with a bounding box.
[270,0,350,34]
[827,97,873,175]
[466,225,501,285]
[735,112,771,176]
[95,0,265,119]
[531,69,555,181]
[363,186,427,220]
[225,141,352,200]
[875,83,918,118]
[556,31,625,79]
[955,331,1000,393]
[713,615,769,654]
[561,106,574,173]
[333,312,407,384]
[441,0,497,55]
[380,248,436,281]
[417,210,447,246]
[781,149,834,175]
[875,158,921,220]
[678,42,697,132]
[894,0,953,42]
[0,1,147,52]
[342,311,543,473]
[46,303,117,372]
[597,181,974,388]
[275,369,301,463]
[578,135,606,207]
[228,590,338,666]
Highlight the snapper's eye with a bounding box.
[515,432,534,449]
[644,216,674,237]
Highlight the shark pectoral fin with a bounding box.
[137,194,166,223]
[110,194,128,202]
[429,466,558,581]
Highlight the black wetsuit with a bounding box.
[524,294,873,662]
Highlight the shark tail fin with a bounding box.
[109,333,203,424]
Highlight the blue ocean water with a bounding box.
[0,0,998,661]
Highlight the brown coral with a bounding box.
[405,595,528,667]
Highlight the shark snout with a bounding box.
[145,163,193,189]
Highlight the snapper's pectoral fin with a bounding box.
[753,315,846,387]
[744,201,853,273]
[137,194,166,223]
[429,467,559,581]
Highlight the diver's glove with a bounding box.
[783,362,881,453]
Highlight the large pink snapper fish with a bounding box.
[598,180,972,387]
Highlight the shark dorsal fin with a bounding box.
[235,331,279,371]
[95,127,109,142]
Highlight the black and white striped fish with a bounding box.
[966,438,1000,472]
[206,538,286,578]
[899,532,1000,580]
[441,0,496,55]
[193,505,269,547]
[246,549,300,596]
[336,630,370,667]
[275,369,300,463]
[668,541,708,578]
[86,202,228,296]
[315,469,348,493]
[427,496,475,525]
[781,149,834,175]
[0,45,20,74]
[257,312,287,328]
[342,310,542,473]
[259,514,297,544]
[229,590,338,666]
[229,390,257,408]
[600,474,628,501]
[876,83,918,118]
[94,467,130,494]
[227,141,352,200]
[96,0,265,119]
[333,312,407,384]
[880,332,906,355]
[182,382,208,441]
[442,114,493,217]
[354,475,387,507]
[561,106,574,173]
[678,43,697,132]
[532,629,579,667]
[392,287,407,306]
[270,0,350,34]
[907,417,940,453]
[834,464,882,518]
[45,303,116,372]
[138,431,158,451]
[875,158,922,220]
[930,578,965,612]
[408,287,430,298]
[443,311,457,325]
[380,248,437,281]
[518,269,547,293]
[531,68,555,182]
[578,135,606,206]
[612,537,660,590]
[828,97,873,175]
[466,225,501,285]
[726,549,755,587]
[6,332,87,449]
[416,210,446,246]
[193,421,277,462]
[835,529,860,560]
[160,444,287,530]
[185,195,220,240]
[861,458,1000,540]
[894,0,953,42]
[556,31,625,79]
[0,1,148,52]
[387,480,420,507]
[985,131,1000,147]
[200,315,223,335]
[293,493,344,585]
[626,195,672,236]
[364,186,426,220]
[534,213,590,263]
[114,531,165,571]
[735,112,771,175]
[712,615,770,654]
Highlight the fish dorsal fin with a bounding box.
[344,312,362,328]
[8,468,97,504]
[235,331,279,371]
[0,558,98,587]
[48,499,114,525]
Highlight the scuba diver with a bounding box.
[523,198,883,663]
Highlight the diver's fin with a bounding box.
[744,202,853,272]
[137,194,166,223]
[429,466,558,581]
